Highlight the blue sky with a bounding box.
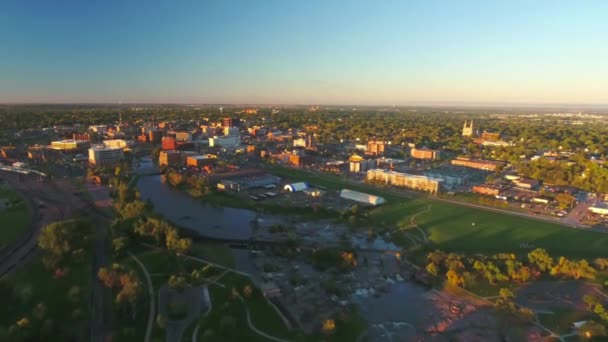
[1,0,607,104]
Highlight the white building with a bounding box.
[88,146,124,166]
[589,202,608,216]
[102,139,129,149]
[283,182,309,192]
[209,135,240,148]
[340,189,385,206]
[293,138,307,148]
[51,139,90,150]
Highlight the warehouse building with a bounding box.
[340,189,385,206]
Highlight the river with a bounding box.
[135,157,430,327]
[135,158,256,240]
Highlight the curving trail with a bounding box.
[129,252,155,342]
[240,296,291,342]
[409,205,431,242]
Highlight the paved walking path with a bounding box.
[240,296,291,342]
[129,252,155,342]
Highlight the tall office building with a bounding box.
[88,146,124,166]
[222,117,240,128]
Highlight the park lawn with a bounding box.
[326,311,367,342]
[367,196,608,259]
[0,186,30,245]
[195,284,270,342]
[0,251,92,340]
[187,243,235,268]
[537,308,591,335]
[189,272,297,341]
[414,201,608,259]
[263,166,608,259]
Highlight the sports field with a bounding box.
[265,166,608,259]
[370,197,608,259]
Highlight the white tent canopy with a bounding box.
[340,189,385,206]
[283,182,309,192]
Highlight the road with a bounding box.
[0,172,82,277]
[85,180,113,342]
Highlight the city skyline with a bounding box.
[2,0,608,105]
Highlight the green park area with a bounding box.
[370,197,608,259]
[0,219,92,341]
[0,186,30,246]
[267,165,608,259]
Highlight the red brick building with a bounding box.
[162,137,178,151]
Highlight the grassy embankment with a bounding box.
[0,186,31,247]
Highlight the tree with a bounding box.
[595,258,608,271]
[426,263,438,276]
[550,257,596,280]
[528,248,553,272]
[112,237,130,256]
[38,220,90,269]
[473,260,507,285]
[243,285,253,298]
[555,192,575,209]
[513,266,532,283]
[322,319,336,334]
[165,228,192,255]
[495,288,517,312]
[427,250,447,265]
[134,218,171,245]
[119,200,147,219]
[584,294,600,310]
[446,270,464,287]
[444,253,464,271]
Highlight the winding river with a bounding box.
[135,158,256,240]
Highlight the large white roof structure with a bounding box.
[283,182,309,192]
[340,189,385,206]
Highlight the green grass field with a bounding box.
[369,197,608,259]
[266,165,608,259]
[0,186,30,246]
[0,252,92,341]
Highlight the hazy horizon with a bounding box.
[2,1,608,105]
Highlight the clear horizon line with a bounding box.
[2,100,608,109]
